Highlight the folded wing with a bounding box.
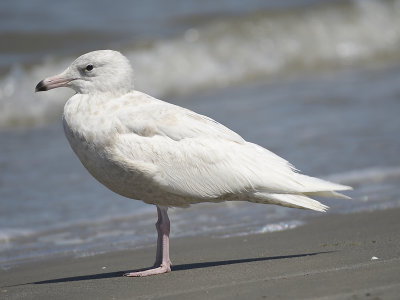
[112,93,351,209]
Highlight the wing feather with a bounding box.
[118,94,244,143]
[110,92,351,201]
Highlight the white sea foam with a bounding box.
[0,205,154,244]
[219,220,305,238]
[0,228,34,252]
[0,228,34,242]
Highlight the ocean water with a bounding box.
[1,0,400,268]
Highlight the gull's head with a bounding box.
[35,50,134,95]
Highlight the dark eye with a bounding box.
[85,64,94,71]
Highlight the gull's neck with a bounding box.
[80,87,134,98]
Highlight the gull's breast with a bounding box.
[62,98,171,205]
[62,96,138,196]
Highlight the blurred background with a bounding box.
[1,0,400,268]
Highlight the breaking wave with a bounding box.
[1,0,400,128]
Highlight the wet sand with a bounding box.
[1,208,400,299]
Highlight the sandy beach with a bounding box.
[1,207,399,300]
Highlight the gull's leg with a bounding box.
[153,206,162,267]
[124,206,171,277]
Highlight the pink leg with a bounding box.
[153,207,163,267]
[124,206,171,277]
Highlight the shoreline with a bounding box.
[1,208,400,299]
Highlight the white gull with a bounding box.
[35,50,352,277]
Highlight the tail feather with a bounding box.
[252,193,329,212]
[295,174,353,193]
[304,190,351,199]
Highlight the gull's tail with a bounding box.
[251,174,352,212]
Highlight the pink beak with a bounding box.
[35,74,73,92]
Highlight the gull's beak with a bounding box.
[35,73,73,92]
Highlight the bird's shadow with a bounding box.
[22,251,331,285]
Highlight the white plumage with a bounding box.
[36,50,352,276]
